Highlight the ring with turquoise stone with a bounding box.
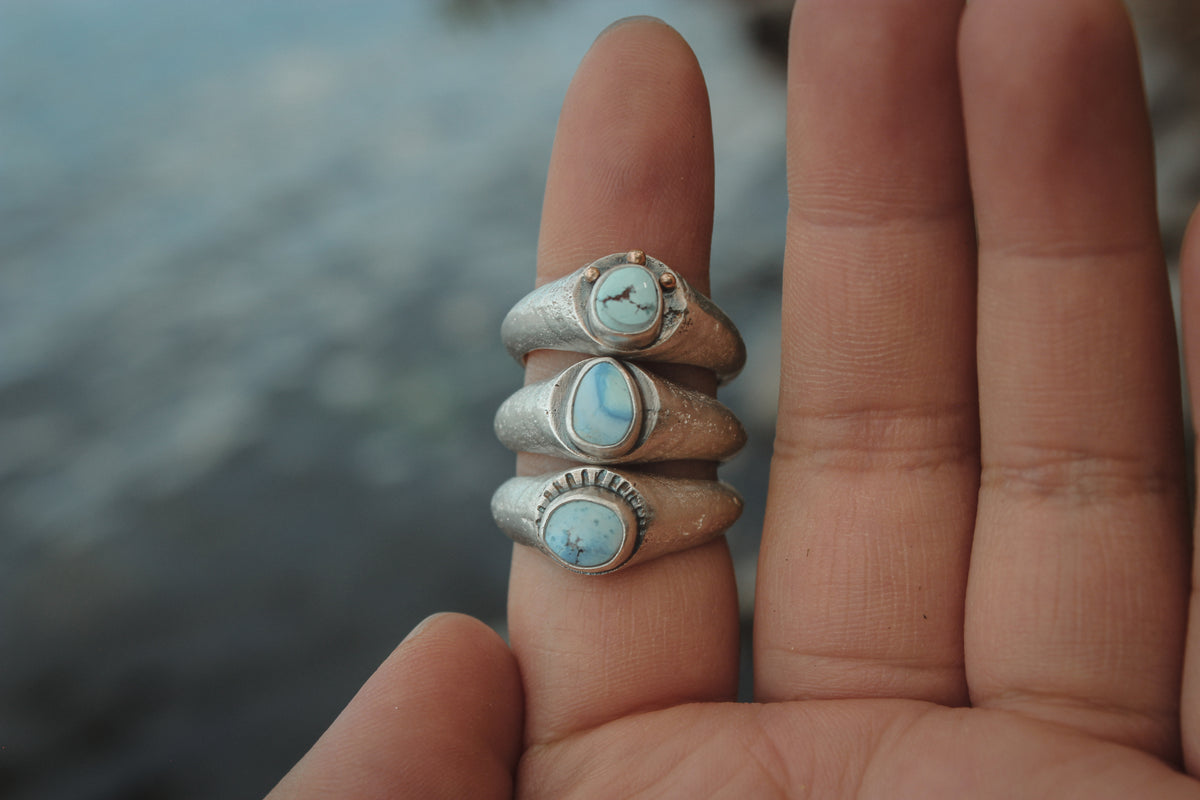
[491,466,743,575]
[494,356,746,464]
[500,251,746,384]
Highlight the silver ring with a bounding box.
[492,466,743,574]
[501,251,746,384]
[494,356,746,464]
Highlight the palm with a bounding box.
[271,1,1200,797]
[524,701,1194,797]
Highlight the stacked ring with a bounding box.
[493,250,747,574]
[501,250,746,384]
[494,356,746,464]
[492,466,744,575]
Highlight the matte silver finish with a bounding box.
[501,253,746,384]
[491,466,744,575]
[493,357,746,464]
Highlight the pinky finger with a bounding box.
[1177,204,1200,775]
[267,613,523,799]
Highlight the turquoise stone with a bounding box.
[592,266,659,333]
[543,499,625,568]
[571,361,636,448]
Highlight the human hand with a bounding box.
[268,1,1200,796]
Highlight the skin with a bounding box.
[268,1,1200,796]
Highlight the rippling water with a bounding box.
[0,2,787,796]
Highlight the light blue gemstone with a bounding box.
[571,361,636,448]
[592,266,659,333]
[543,499,625,568]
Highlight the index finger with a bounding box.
[505,18,740,747]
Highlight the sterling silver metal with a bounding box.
[494,356,746,463]
[491,466,744,574]
[501,251,747,384]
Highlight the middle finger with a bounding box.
[755,0,977,706]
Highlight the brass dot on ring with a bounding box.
[583,266,600,282]
[626,250,646,265]
[658,271,677,291]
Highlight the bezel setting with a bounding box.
[535,469,647,574]
[563,357,644,459]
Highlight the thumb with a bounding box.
[267,613,523,799]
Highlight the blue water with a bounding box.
[0,2,787,797]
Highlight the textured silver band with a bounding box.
[494,356,746,464]
[492,466,743,574]
[501,251,746,384]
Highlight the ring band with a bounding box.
[501,251,746,384]
[491,466,743,574]
[494,356,746,463]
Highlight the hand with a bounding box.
[268,1,1200,796]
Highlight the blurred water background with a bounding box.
[0,1,1196,798]
[1,1,786,797]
